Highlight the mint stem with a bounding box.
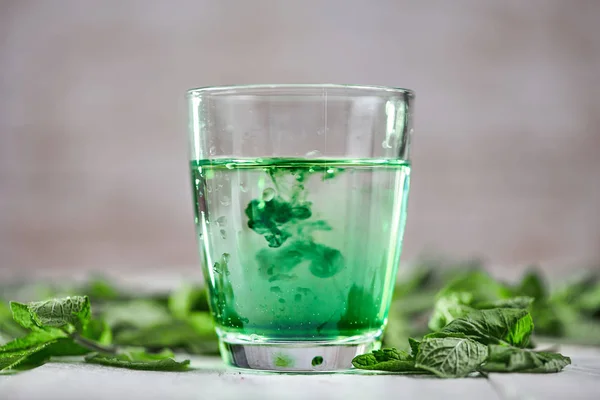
[70,332,118,355]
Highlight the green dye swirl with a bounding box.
[245,166,345,279]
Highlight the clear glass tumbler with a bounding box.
[187,84,414,371]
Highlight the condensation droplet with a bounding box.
[220,229,227,239]
[262,188,276,202]
[305,150,321,158]
[220,195,231,206]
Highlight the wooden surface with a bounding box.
[1,345,599,400]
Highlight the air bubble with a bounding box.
[209,146,217,155]
[305,150,321,158]
[239,182,248,192]
[220,229,227,239]
[382,140,392,149]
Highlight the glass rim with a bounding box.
[186,83,415,98]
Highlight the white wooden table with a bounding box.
[1,345,599,400]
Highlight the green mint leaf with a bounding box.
[474,297,534,310]
[10,302,36,329]
[352,347,428,373]
[83,319,112,345]
[103,299,171,330]
[0,328,71,370]
[415,337,488,378]
[426,308,534,348]
[84,349,190,371]
[514,270,547,300]
[371,348,412,362]
[12,296,91,331]
[408,338,421,357]
[113,314,218,355]
[84,277,120,301]
[352,354,425,373]
[437,270,512,303]
[481,345,571,373]
[428,292,475,331]
[575,283,600,314]
[0,329,66,354]
[0,342,54,371]
[168,284,207,319]
[1,301,26,342]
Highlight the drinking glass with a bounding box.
[187,84,414,371]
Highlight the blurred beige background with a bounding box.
[1,0,599,279]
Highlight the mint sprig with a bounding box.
[0,296,189,372]
[85,349,190,371]
[353,307,570,378]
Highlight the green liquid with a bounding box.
[190,158,410,340]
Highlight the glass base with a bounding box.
[218,334,380,372]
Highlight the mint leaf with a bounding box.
[29,319,114,358]
[427,308,534,348]
[481,345,571,373]
[0,301,26,345]
[408,338,421,357]
[11,296,91,331]
[371,348,411,362]
[0,323,24,345]
[84,349,190,371]
[168,284,207,319]
[474,297,534,310]
[352,349,426,373]
[113,314,218,355]
[83,319,112,346]
[10,302,36,329]
[0,326,68,371]
[0,342,54,371]
[0,329,66,354]
[85,277,120,301]
[428,292,475,331]
[437,270,512,303]
[103,299,171,330]
[415,337,488,378]
[514,270,547,300]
